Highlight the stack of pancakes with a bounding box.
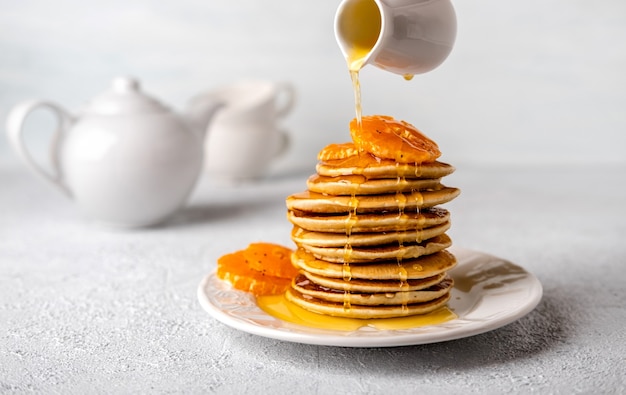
[285,152,460,319]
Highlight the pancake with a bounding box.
[291,222,450,247]
[285,288,451,319]
[301,234,452,263]
[286,187,460,214]
[292,249,457,281]
[292,273,453,305]
[287,207,450,233]
[307,174,442,196]
[316,157,455,180]
[301,270,447,293]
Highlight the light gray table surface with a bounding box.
[1,157,625,394]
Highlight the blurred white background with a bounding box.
[1,0,625,175]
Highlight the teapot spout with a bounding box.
[185,97,224,140]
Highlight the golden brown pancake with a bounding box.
[307,174,442,196]
[286,187,460,214]
[292,249,457,281]
[287,207,450,233]
[292,274,453,306]
[291,222,450,247]
[285,288,451,319]
[301,271,447,293]
[300,234,452,263]
[316,158,455,180]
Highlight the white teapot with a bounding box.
[6,77,222,228]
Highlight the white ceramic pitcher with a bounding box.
[335,0,457,76]
[6,77,222,227]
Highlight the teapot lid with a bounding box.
[83,77,169,115]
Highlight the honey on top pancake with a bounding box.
[317,145,455,180]
[286,115,460,215]
[315,115,452,180]
[348,115,441,164]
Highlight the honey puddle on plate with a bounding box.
[257,293,457,332]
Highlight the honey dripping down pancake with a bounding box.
[282,115,460,322]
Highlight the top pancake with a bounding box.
[316,156,455,180]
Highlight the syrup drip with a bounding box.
[395,177,407,218]
[343,192,360,310]
[412,188,423,243]
[342,245,353,282]
[415,228,424,244]
[400,296,410,313]
[398,265,409,313]
[395,178,411,312]
[417,212,427,227]
[347,193,360,235]
[412,190,424,208]
[414,162,423,178]
[343,192,359,283]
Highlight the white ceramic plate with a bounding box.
[197,247,542,347]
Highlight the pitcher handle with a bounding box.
[5,100,73,197]
[275,82,296,119]
[273,129,291,159]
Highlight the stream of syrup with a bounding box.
[338,0,381,126]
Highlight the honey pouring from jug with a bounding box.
[335,0,457,122]
[5,77,223,228]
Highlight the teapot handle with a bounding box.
[5,100,73,197]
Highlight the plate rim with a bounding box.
[197,247,543,347]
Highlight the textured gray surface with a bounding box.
[1,159,625,394]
